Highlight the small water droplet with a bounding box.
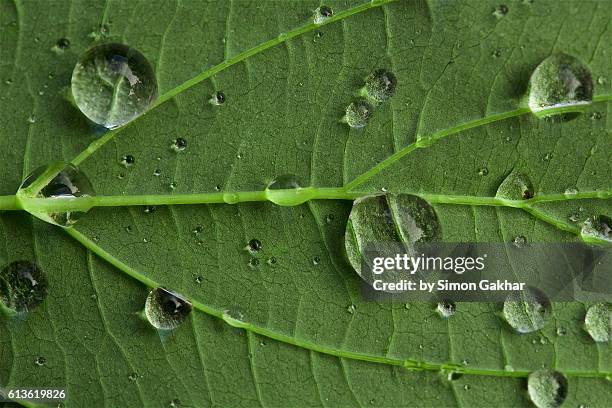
[437,300,456,318]
[492,49,502,58]
[512,235,527,248]
[169,181,177,190]
[144,288,192,330]
[325,214,334,224]
[463,384,470,391]
[564,187,578,196]
[343,98,373,129]
[497,172,534,200]
[556,327,566,336]
[266,257,277,266]
[584,302,610,343]
[493,4,508,18]
[477,167,489,176]
[346,304,356,314]
[345,194,441,281]
[527,53,593,119]
[195,275,203,284]
[71,43,158,129]
[312,256,321,265]
[17,162,95,227]
[590,111,602,120]
[503,286,552,333]
[527,370,568,408]
[35,356,46,366]
[120,154,135,168]
[193,226,203,235]
[169,398,181,408]
[0,261,48,314]
[247,239,262,253]
[265,174,312,206]
[581,215,611,243]
[128,372,138,381]
[153,168,161,176]
[170,137,187,152]
[447,371,462,381]
[27,115,36,123]
[144,205,156,214]
[248,258,260,268]
[314,5,333,24]
[362,69,397,103]
[209,91,225,105]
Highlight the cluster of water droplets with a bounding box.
[343,69,397,129]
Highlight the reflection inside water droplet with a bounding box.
[144,288,192,330]
[527,370,568,408]
[503,286,551,333]
[0,260,48,314]
[584,302,610,343]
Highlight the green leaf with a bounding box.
[0,0,610,407]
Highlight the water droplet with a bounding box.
[503,286,551,333]
[0,261,48,313]
[345,194,441,278]
[463,385,470,391]
[144,205,156,214]
[153,168,161,176]
[492,49,502,58]
[17,162,95,227]
[35,356,46,366]
[209,91,225,105]
[128,372,138,381]
[493,5,509,19]
[248,258,260,268]
[556,327,566,336]
[195,275,203,284]
[193,226,203,235]
[346,304,356,314]
[56,38,70,50]
[437,300,456,318]
[584,302,610,343]
[169,398,181,408]
[312,256,321,265]
[247,239,262,253]
[27,115,36,124]
[265,174,313,206]
[564,187,578,196]
[527,53,593,119]
[170,137,187,152]
[477,167,489,176]
[527,370,568,408]
[266,257,277,266]
[169,181,177,190]
[325,214,335,224]
[447,371,462,381]
[496,172,534,200]
[590,111,602,120]
[343,98,374,129]
[580,215,611,243]
[513,235,527,248]
[144,288,192,330]
[120,154,135,168]
[71,43,158,129]
[314,5,333,24]
[363,69,397,103]
[543,153,553,161]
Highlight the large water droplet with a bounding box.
[527,53,593,119]
[584,302,610,343]
[71,43,158,129]
[527,370,568,408]
[503,286,551,333]
[144,288,192,330]
[496,172,534,200]
[363,69,397,103]
[265,175,313,206]
[17,162,95,227]
[0,260,48,314]
[343,98,374,129]
[580,215,611,243]
[345,194,441,278]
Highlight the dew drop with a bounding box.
[343,98,374,129]
[590,111,602,120]
[527,53,593,119]
[0,260,48,314]
[35,356,46,366]
[71,43,158,129]
[169,181,177,190]
[27,115,36,124]
[266,257,277,266]
[447,371,462,381]
[513,235,527,248]
[556,327,566,336]
[314,5,333,24]
[584,302,610,343]
[195,276,203,284]
[128,372,138,381]
[153,168,161,176]
[144,205,156,214]
[527,370,568,408]
[312,256,321,265]
[209,91,225,106]
[346,304,356,314]
[247,239,262,253]
[169,398,181,408]
[170,137,187,152]
[437,300,456,318]
[580,215,611,243]
[503,286,551,333]
[265,174,313,206]
[144,288,192,330]
[477,167,489,176]
[17,162,95,227]
[563,187,578,196]
[345,194,441,280]
[493,4,508,19]
[325,214,334,224]
[120,154,135,168]
[496,172,534,200]
[363,69,397,103]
